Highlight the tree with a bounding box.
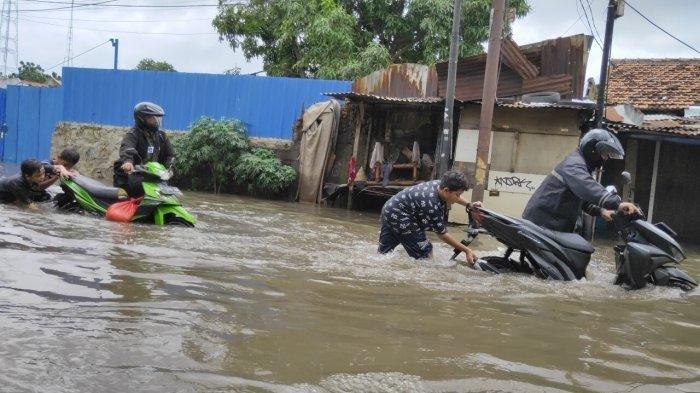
[135,58,176,72]
[213,0,530,80]
[10,61,50,83]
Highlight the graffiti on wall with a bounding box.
[488,171,547,195]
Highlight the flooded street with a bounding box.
[0,189,698,392]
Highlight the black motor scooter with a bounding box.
[454,180,696,290]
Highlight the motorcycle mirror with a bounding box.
[620,171,632,185]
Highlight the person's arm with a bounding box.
[454,195,483,209]
[559,162,622,210]
[118,132,139,164]
[37,174,59,190]
[438,232,476,264]
[583,201,615,221]
[160,133,175,168]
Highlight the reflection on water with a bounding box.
[0,191,698,392]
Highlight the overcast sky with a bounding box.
[11,0,700,81]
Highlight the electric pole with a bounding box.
[0,0,19,76]
[110,38,119,70]
[66,0,75,66]
[471,0,506,202]
[437,0,462,177]
[594,0,624,127]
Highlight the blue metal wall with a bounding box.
[62,67,351,138]
[0,88,6,160]
[3,86,63,163]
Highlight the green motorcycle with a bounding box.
[59,162,196,227]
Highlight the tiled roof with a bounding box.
[605,117,700,139]
[606,59,700,111]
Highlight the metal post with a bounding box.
[595,0,619,127]
[471,0,506,202]
[647,140,661,222]
[110,38,119,70]
[437,0,462,177]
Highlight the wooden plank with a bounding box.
[501,37,539,79]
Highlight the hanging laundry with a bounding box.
[347,156,357,185]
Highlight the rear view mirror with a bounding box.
[620,171,632,185]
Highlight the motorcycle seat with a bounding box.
[72,175,127,201]
[520,219,594,254]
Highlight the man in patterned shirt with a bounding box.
[378,170,480,264]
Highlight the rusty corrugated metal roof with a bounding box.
[324,92,448,106]
[351,63,438,98]
[466,100,596,110]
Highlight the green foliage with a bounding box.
[9,61,55,83]
[135,58,177,72]
[213,0,530,79]
[234,148,296,197]
[173,117,296,197]
[173,117,249,193]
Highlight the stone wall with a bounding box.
[51,122,297,182]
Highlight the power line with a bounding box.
[18,0,116,12]
[622,0,699,54]
[583,0,604,45]
[21,16,218,35]
[44,38,109,71]
[18,1,221,12]
[576,0,603,50]
[18,14,211,22]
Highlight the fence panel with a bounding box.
[62,67,351,139]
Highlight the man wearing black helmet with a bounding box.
[522,128,639,233]
[113,102,175,197]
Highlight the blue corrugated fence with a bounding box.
[3,86,63,163]
[62,67,351,138]
[0,88,6,161]
[1,67,351,163]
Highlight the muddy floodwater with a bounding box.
[0,186,698,392]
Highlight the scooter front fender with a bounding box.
[622,242,673,289]
[153,205,196,226]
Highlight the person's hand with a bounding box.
[601,209,614,221]
[70,169,80,176]
[468,201,483,210]
[121,162,134,173]
[54,165,72,179]
[464,248,476,266]
[27,203,40,211]
[618,202,639,216]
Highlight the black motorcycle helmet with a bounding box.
[579,128,625,168]
[134,101,165,132]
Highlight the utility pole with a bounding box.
[437,0,462,177]
[471,0,506,202]
[109,38,119,70]
[66,0,75,66]
[595,0,624,127]
[583,0,624,241]
[0,0,19,75]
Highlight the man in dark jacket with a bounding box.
[0,159,71,210]
[113,102,175,196]
[522,128,638,233]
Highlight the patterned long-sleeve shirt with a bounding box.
[380,180,447,235]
